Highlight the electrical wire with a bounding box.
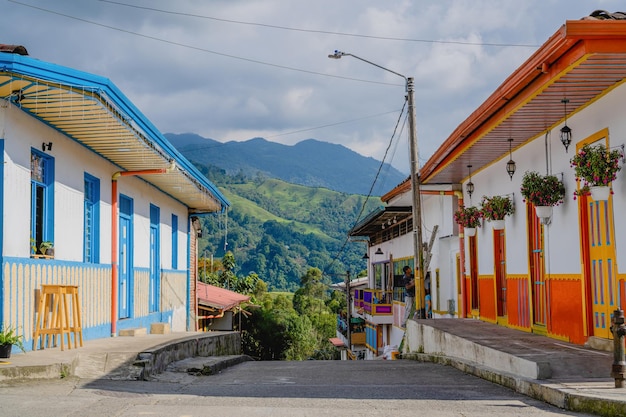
[96,0,540,48]
[323,97,408,277]
[8,0,402,86]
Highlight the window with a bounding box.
[84,173,100,263]
[30,149,54,252]
[171,214,178,269]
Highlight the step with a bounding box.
[119,327,147,337]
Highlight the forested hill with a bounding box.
[164,132,406,196]
[195,163,381,291]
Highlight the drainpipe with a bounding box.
[110,165,174,337]
[453,191,466,318]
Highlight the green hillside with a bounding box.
[195,165,380,291]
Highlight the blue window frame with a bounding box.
[84,173,100,263]
[30,149,54,252]
[171,214,178,269]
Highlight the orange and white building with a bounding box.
[348,16,626,355]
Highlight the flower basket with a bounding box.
[481,195,514,221]
[570,143,623,188]
[492,220,505,230]
[590,185,611,201]
[453,205,483,228]
[520,171,566,207]
[534,205,553,219]
[465,227,476,237]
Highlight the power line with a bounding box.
[323,98,408,276]
[8,0,403,87]
[97,0,541,48]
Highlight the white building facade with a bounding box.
[0,47,228,352]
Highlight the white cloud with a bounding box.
[3,0,624,175]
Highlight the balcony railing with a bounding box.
[336,315,366,345]
[363,289,392,315]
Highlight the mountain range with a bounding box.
[164,133,406,195]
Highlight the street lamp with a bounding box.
[328,50,426,318]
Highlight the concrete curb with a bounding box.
[0,331,243,381]
[401,352,626,417]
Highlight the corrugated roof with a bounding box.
[0,52,228,213]
[197,281,250,311]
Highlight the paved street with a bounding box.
[0,360,594,417]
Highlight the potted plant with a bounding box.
[0,325,25,358]
[520,171,566,221]
[570,143,623,200]
[453,205,483,236]
[481,195,514,229]
[39,241,54,257]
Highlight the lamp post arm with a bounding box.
[328,50,408,87]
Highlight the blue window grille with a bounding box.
[84,173,100,263]
[30,149,54,252]
[171,214,178,269]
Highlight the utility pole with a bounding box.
[328,51,424,318]
[406,77,425,318]
[345,270,351,350]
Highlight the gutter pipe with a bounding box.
[110,166,173,337]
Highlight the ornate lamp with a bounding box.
[506,138,516,180]
[560,98,572,152]
[466,165,474,198]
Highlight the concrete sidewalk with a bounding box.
[0,331,244,381]
[404,318,626,417]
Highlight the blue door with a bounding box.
[149,204,160,313]
[119,195,133,319]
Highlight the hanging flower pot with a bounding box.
[590,185,610,201]
[453,205,483,234]
[570,143,623,200]
[520,171,566,207]
[534,205,553,219]
[481,195,514,230]
[491,219,505,230]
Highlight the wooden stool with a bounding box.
[33,285,83,351]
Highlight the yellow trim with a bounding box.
[496,316,508,326]
[507,323,532,333]
[547,332,570,342]
[578,127,609,149]
[545,274,581,281]
[531,325,547,336]
[480,316,497,324]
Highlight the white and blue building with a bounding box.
[0,46,228,352]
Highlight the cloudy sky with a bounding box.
[2,0,622,174]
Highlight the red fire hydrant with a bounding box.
[611,309,626,388]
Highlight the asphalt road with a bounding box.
[0,360,594,417]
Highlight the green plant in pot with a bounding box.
[0,325,25,358]
[39,241,54,256]
[520,171,566,207]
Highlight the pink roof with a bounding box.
[197,281,250,311]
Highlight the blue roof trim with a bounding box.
[0,53,229,210]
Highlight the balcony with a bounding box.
[362,289,393,325]
[336,315,366,346]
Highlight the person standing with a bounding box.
[402,265,415,328]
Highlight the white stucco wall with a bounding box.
[0,103,189,268]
